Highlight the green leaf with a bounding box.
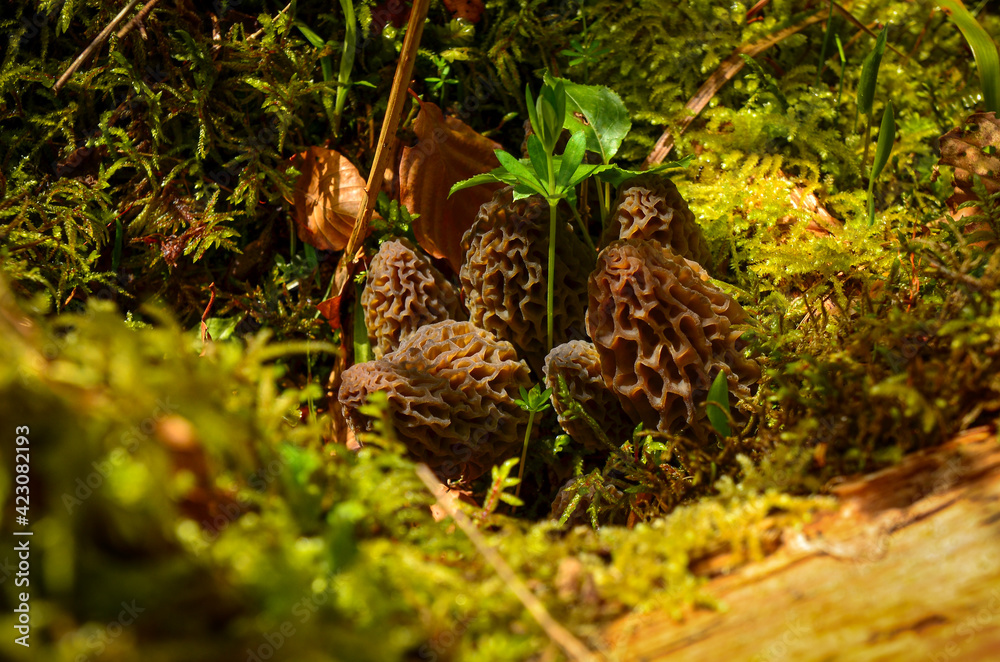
[868,99,896,225]
[526,135,550,192]
[498,492,525,507]
[556,131,587,191]
[544,73,631,163]
[592,156,694,188]
[706,371,732,437]
[448,169,512,197]
[856,25,888,117]
[537,80,567,154]
[525,84,541,141]
[296,24,325,48]
[565,162,613,189]
[353,284,372,364]
[870,99,896,182]
[940,0,1000,113]
[204,316,242,341]
[512,184,539,200]
[495,150,543,188]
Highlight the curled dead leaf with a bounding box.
[290,147,370,251]
[399,101,502,272]
[938,111,1000,213]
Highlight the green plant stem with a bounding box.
[580,0,590,84]
[515,410,536,500]
[814,0,835,87]
[595,178,607,230]
[835,33,847,109]
[570,204,596,255]
[546,159,557,352]
[862,116,873,174]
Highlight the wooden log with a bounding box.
[604,426,1000,661]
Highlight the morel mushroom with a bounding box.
[460,187,591,372]
[587,239,760,436]
[339,320,532,481]
[362,238,464,359]
[543,340,634,451]
[601,174,713,270]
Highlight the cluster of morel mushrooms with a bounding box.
[339,175,761,495]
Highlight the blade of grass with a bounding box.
[857,25,888,166]
[815,0,836,86]
[868,99,896,225]
[857,25,888,118]
[352,282,372,364]
[939,0,999,113]
[835,33,847,108]
[335,0,358,136]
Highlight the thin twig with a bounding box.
[115,0,161,39]
[643,11,826,166]
[343,0,431,262]
[247,2,292,41]
[644,0,906,166]
[415,465,602,662]
[54,0,143,94]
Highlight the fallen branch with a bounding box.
[415,465,602,662]
[643,12,826,166]
[115,0,161,40]
[54,0,143,94]
[344,0,431,262]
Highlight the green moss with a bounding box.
[3,0,1000,658]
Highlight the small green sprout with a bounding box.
[868,99,896,225]
[560,38,611,69]
[476,456,524,521]
[512,384,553,499]
[425,53,459,103]
[450,78,687,351]
[856,25,888,168]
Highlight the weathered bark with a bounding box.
[604,426,1000,661]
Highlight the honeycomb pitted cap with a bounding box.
[362,238,464,359]
[601,174,713,270]
[339,320,532,481]
[543,340,635,451]
[460,187,591,372]
[586,239,759,436]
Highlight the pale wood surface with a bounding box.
[604,427,1000,661]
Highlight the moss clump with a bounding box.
[0,279,832,660]
[3,0,1000,658]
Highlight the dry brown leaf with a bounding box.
[938,111,1000,214]
[290,147,369,251]
[399,101,502,272]
[443,0,484,22]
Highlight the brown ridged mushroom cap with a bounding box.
[460,187,591,372]
[362,238,464,359]
[543,340,635,451]
[587,239,759,436]
[339,320,531,481]
[601,174,713,270]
